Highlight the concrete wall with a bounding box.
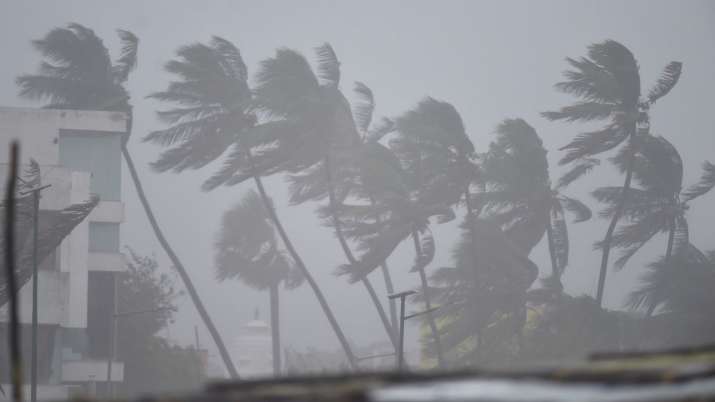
[0,107,127,166]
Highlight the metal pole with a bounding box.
[398,296,406,371]
[5,142,23,402]
[388,290,415,371]
[25,184,50,402]
[106,274,118,397]
[30,191,39,402]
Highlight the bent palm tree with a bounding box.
[477,119,592,288]
[204,44,397,356]
[385,98,478,368]
[149,39,360,369]
[17,24,239,378]
[215,190,303,376]
[543,40,682,306]
[594,136,715,313]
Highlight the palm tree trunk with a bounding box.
[545,217,560,279]
[411,230,446,369]
[121,145,239,379]
[324,157,398,351]
[249,168,359,370]
[380,261,398,332]
[646,216,676,317]
[369,196,398,334]
[596,135,638,306]
[269,283,281,376]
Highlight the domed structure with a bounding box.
[231,309,273,378]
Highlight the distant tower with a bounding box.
[231,308,273,378]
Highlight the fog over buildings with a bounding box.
[0,0,714,390]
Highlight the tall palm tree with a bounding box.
[593,136,714,313]
[477,119,592,288]
[215,190,302,376]
[146,38,359,369]
[203,43,397,355]
[332,140,455,368]
[543,40,682,306]
[17,24,239,378]
[384,98,478,368]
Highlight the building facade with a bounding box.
[0,107,127,399]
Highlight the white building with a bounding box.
[0,107,127,399]
[231,313,273,378]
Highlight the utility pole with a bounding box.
[388,290,441,371]
[388,290,416,371]
[20,183,51,402]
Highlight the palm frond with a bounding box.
[366,117,395,142]
[352,81,374,134]
[559,195,592,223]
[113,29,139,84]
[682,161,715,202]
[210,36,248,83]
[647,62,682,105]
[556,157,600,188]
[315,43,340,87]
[542,102,615,122]
[554,57,621,104]
[558,125,627,165]
[550,206,569,276]
[586,40,641,107]
[254,48,320,119]
[604,212,668,270]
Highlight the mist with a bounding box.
[0,0,714,398]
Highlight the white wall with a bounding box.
[0,107,127,166]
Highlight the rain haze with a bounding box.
[0,0,714,398]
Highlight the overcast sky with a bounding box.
[1,0,714,371]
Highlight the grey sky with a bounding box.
[1,0,714,365]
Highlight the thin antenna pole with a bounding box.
[5,142,23,402]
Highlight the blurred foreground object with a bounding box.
[99,344,715,402]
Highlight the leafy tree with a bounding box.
[17,24,239,377]
[214,190,303,375]
[543,40,682,305]
[147,38,361,369]
[116,248,204,397]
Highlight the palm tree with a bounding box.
[628,244,715,345]
[383,98,478,368]
[543,40,682,306]
[17,24,239,378]
[215,190,302,376]
[593,136,715,313]
[0,161,99,307]
[146,38,359,369]
[428,217,539,367]
[478,119,592,288]
[203,43,397,356]
[461,118,590,360]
